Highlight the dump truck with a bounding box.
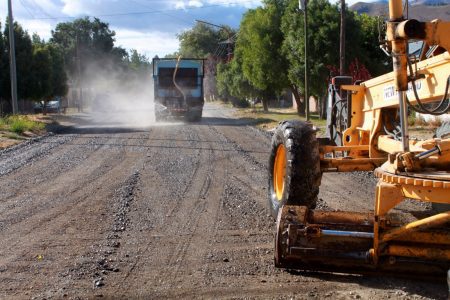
[152,57,204,122]
[268,0,450,279]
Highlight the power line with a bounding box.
[27,0,55,19]
[32,1,257,20]
[213,43,225,57]
[18,0,35,19]
[128,0,195,26]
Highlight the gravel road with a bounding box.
[0,103,446,299]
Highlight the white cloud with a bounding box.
[113,28,180,58]
[188,0,204,7]
[0,0,260,57]
[19,19,54,40]
[175,1,186,9]
[204,0,261,8]
[61,0,91,16]
[174,0,260,9]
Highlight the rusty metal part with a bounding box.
[381,212,450,243]
[275,205,450,278]
[384,245,450,261]
[374,167,450,206]
[320,157,385,172]
[275,205,374,270]
[375,167,450,186]
[309,210,373,227]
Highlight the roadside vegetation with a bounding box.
[232,103,327,131]
[0,115,45,134]
[0,115,46,148]
[0,17,151,115]
[176,0,390,118]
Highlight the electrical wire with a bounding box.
[128,0,195,26]
[32,1,258,20]
[18,0,35,19]
[28,0,55,19]
[405,56,450,115]
[217,44,227,57]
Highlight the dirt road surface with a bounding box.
[0,103,446,299]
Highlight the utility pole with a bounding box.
[340,0,346,76]
[8,0,19,114]
[76,34,83,112]
[195,20,233,62]
[300,0,309,121]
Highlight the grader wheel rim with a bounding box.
[274,144,287,201]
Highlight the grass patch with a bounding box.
[3,132,26,140]
[0,115,45,135]
[235,106,327,131]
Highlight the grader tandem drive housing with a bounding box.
[268,0,450,278]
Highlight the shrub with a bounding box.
[231,97,250,108]
[4,116,45,134]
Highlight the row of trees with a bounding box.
[0,21,67,106]
[176,0,390,115]
[0,17,150,113]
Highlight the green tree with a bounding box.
[3,19,33,100]
[355,13,390,76]
[177,22,234,59]
[0,22,7,101]
[27,38,68,114]
[217,56,259,104]
[47,44,68,97]
[50,17,124,78]
[128,49,150,72]
[29,45,52,103]
[237,0,289,112]
[281,0,382,116]
[281,0,341,115]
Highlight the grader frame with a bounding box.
[271,0,450,278]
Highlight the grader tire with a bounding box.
[268,120,322,219]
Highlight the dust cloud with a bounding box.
[80,58,156,127]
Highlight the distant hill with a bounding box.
[349,0,450,21]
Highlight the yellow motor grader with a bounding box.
[268,0,450,278]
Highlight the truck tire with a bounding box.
[268,120,322,218]
[155,112,163,122]
[185,109,202,122]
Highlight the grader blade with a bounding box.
[275,205,450,279]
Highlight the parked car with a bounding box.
[33,99,61,114]
[46,100,60,113]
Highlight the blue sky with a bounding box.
[0,0,366,58]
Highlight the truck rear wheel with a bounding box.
[185,109,202,122]
[155,112,164,122]
[268,120,322,218]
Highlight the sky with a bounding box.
[0,0,370,58]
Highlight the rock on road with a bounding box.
[0,103,446,299]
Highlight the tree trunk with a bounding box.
[320,94,327,119]
[291,85,305,116]
[262,98,269,112]
[43,100,48,116]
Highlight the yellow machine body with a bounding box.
[273,0,450,278]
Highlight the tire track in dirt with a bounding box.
[209,125,269,171]
[159,125,229,279]
[109,124,229,297]
[94,124,197,295]
[0,129,154,299]
[0,133,128,231]
[1,104,447,299]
